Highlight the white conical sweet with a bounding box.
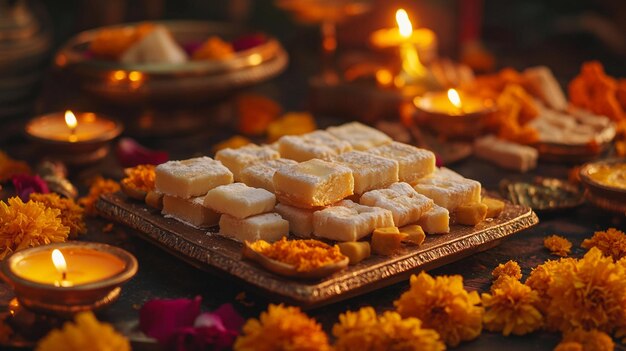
[121,25,188,64]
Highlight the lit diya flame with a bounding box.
[52,249,68,282]
[64,110,78,142]
[447,88,462,112]
[396,9,413,38]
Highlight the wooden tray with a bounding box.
[96,192,538,309]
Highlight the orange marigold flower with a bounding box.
[234,304,331,351]
[545,247,626,333]
[36,311,130,351]
[581,228,626,261]
[78,177,120,216]
[333,307,445,351]
[482,276,543,336]
[554,329,614,351]
[30,193,86,239]
[0,151,30,182]
[492,260,522,280]
[394,271,483,347]
[544,235,572,257]
[0,197,69,259]
[249,238,346,272]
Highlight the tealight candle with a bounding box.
[25,111,123,165]
[0,242,137,316]
[413,89,497,138]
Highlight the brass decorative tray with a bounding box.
[96,192,538,309]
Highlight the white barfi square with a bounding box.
[326,122,392,150]
[413,168,481,211]
[275,203,316,238]
[278,130,352,162]
[474,135,537,172]
[313,200,394,242]
[204,183,275,219]
[155,157,233,198]
[366,142,436,183]
[162,195,219,228]
[240,158,298,192]
[273,159,354,208]
[215,144,280,181]
[332,151,399,195]
[360,182,433,227]
[418,205,450,234]
[219,213,288,243]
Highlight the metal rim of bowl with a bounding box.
[579,158,626,196]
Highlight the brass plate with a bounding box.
[96,193,538,309]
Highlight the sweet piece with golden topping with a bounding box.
[274,203,316,238]
[240,158,297,192]
[337,241,371,265]
[219,213,288,243]
[273,159,354,208]
[371,227,406,255]
[215,144,280,181]
[203,183,275,219]
[313,200,394,242]
[278,130,352,162]
[366,142,436,183]
[162,195,219,228]
[155,157,233,198]
[360,182,433,227]
[455,202,488,226]
[417,204,450,234]
[413,168,481,211]
[332,151,399,195]
[326,122,392,151]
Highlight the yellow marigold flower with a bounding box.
[482,276,543,336]
[554,329,614,351]
[79,177,120,216]
[0,197,69,259]
[30,193,86,239]
[394,271,483,347]
[545,247,626,333]
[234,304,331,351]
[581,228,626,261]
[36,311,130,351]
[492,260,522,280]
[333,308,445,351]
[544,235,572,257]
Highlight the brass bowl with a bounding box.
[53,20,289,105]
[0,242,138,317]
[579,159,626,214]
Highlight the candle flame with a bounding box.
[64,110,77,130]
[396,9,413,38]
[447,89,462,109]
[51,249,67,275]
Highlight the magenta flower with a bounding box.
[232,34,266,52]
[140,296,244,351]
[12,174,49,201]
[116,138,168,168]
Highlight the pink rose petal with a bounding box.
[116,138,169,168]
[12,174,49,201]
[140,296,201,345]
[232,34,266,52]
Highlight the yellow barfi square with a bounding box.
[366,142,436,183]
[313,200,394,241]
[219,213,288,243]
[399,225,425,245]
[337,242,371,265]
[240,158,297,192]
[456,202,488,226]
[215,144,279,181]
[326,122,392,150]
[162,195,219,228]
[278,130,352,162]
[332,151,399,195]
[155,157,233,198]
[360,182,433,227]
[203,183,276,219]
[482,197,505,218]
[273,159,354,208]
[371,227,406,255]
